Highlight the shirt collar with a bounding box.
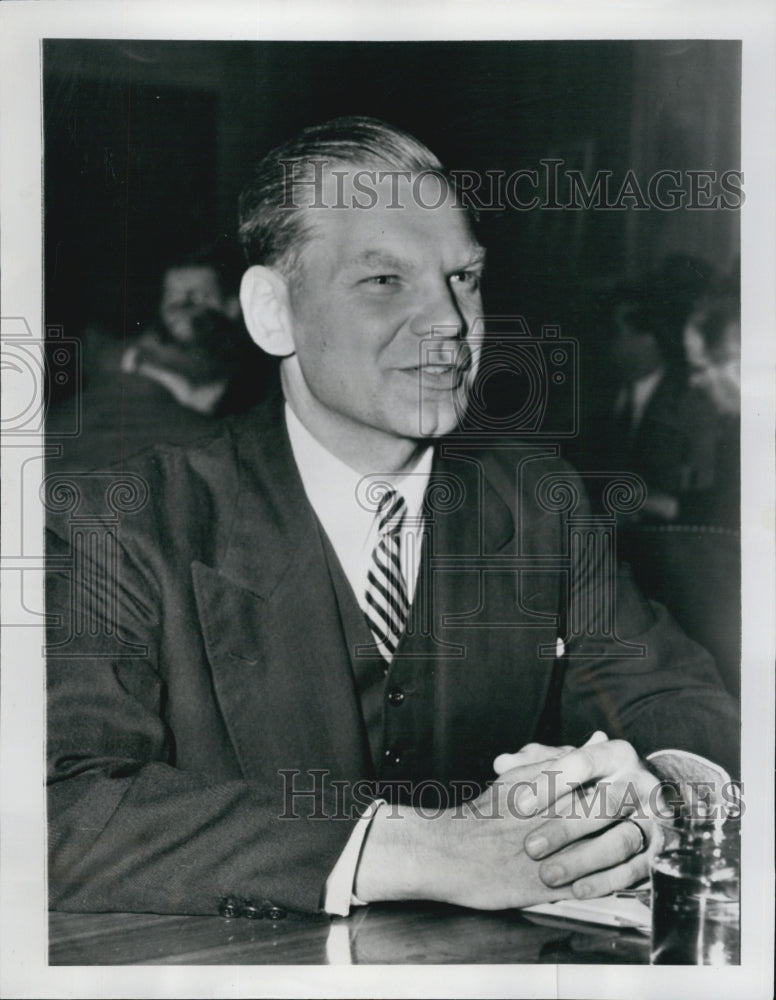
[631,366,664,427]
[284,402,433,550]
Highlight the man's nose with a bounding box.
[409,281,468,339]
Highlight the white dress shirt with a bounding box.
[614,366,665,434]
[285,403,432,914]
[285,403,433,611]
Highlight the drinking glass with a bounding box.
[650,812,740,965]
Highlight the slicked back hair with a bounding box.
[238,116,449,277]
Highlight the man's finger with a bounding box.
[516,738,639,813]
[536,818,652,891]
[524,776,658,858]
[493,731,607,776]
[570,852,651,900]
[492,743,573,775]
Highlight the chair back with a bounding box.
[619,524,740,697]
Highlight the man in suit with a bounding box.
[591,268,729,524]
[46,117,738,919]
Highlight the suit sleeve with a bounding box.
[46,525,361,917]
[552,471,739,778]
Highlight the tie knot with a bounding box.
[376,489,406,536]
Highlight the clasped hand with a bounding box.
[449,732,660,909]
[355,732,663,910]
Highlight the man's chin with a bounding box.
[412,403,465,440]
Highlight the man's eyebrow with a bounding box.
[339,247,487,275]
[456,247,487,270]
[339,250,417,273]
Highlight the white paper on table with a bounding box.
[523,893,651,934]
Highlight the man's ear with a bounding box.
[239,265,295,357]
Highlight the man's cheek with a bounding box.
[464,295,483,324]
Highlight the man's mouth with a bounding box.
[400,361,473,393]
[405,345,473,373]
[404,360,463,373]
[417,364,457,376]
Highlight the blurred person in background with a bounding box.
[588,257,736,526]
[46,242,276,471]
[679,283,741,526]
[683,285,741,418]
[124,243,274,418]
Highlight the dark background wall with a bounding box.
[43,39,741,408]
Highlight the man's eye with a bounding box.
[450,271,481,291]
[363,274,400,286]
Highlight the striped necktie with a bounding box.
[364,489,409,663]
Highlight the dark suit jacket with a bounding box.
[46,392,738,916]
[46,372,218,472]
[592,372,729,496]
[628,371,723,497]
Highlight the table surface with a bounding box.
[49,903,650,965]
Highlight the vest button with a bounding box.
[387,687,405,706]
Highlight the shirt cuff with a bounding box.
[646,748,733,805]
[322,799,385,916]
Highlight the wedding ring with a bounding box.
[620,816,649,855]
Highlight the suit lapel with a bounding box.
[192,400,560,790]
[193,395,371,783]
[396,445,559,786]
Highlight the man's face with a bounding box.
[160,265,226,343]
[281,170,484,454]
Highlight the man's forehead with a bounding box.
[297,168,481,270]
[338,244,486,273]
